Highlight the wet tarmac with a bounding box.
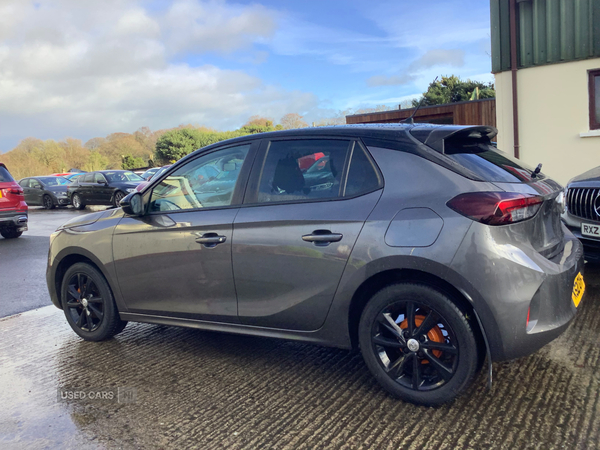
[1,267,600,449]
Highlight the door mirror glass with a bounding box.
[121,192,144,216]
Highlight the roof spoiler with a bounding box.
[410,125,498,154]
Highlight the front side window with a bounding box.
[94,173,106,184]
[150,144,250,212]
[590,69,600,130]
[256,139,350,203]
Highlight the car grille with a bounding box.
[567,187,600,220]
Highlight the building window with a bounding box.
[590,69,600,130]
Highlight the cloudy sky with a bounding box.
[0,0,493,151]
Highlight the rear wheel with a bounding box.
[61,262,126,341]
[72,193,85,210]
[1,228,23,239]
[358,283,478,406]
[113,191,126,207]
[43,194,55,210]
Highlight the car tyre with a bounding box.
[72,193,85,210]
[113,191,126,207]
[0,228,23,239]
[61,262,127,341]
[358,283,479,406]
[43,194,55,210]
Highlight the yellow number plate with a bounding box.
[572,272,585,307]
[0,190,2,198]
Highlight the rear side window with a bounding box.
[344,144,382,196]
[82,173,94,183]
[0,166,14,182]
[444,140,537,183]
[256,139,349,203]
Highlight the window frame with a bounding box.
[145,140,260,216]
[589,69,600,131]
[242,137,383,207]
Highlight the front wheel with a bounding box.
[72,193,85,210]
[61,262,127,341]
[43,194,55,210]
[1,228,23,239]
[113,191,126,207]
[358,283,479,406]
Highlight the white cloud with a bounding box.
[163,0,277,54]
[367,49,465,87]
[0,0,317,150]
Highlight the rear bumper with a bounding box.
[452,224,584,361]
[0,210,28,231]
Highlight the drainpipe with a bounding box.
[509,0,520,159]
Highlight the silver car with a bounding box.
[46,124,585,406]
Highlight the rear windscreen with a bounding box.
[0,166,14,182]
[444,139,539,183]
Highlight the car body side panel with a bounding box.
[317,148,504,351]
[46,209,126,311]
[233,190,382,331]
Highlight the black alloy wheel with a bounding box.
[359,283,478,406]
[43,194,54,210]
[65,272,104,332]
[113,191,126,207]
[72,193,85,210]
[61,263,127,341]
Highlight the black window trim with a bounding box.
[590,68,600,131]
[144,139,260,216]
[242,136,383,208]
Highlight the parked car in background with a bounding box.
[47,124,584,406]
[140,167,161,181]
[19,176,70,209]
[562,166,600,262]
[135,165,171,192]
[50,173,72,177]
[67,170,143,209]
[62,173,85,183]
[0,162,27,239]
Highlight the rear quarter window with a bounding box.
[444,140,537,183]
[0,166,15,182]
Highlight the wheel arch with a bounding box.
[347,268,488,362]
[51,249,116,311]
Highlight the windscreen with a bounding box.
[0,165,14,182]
[444,139,539,183]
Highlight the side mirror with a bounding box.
[120,192,144,216]
[97,180,106,185]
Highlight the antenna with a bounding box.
[402,76,438,124]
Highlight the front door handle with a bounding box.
[196,233,227,248]
[302,230,343,246]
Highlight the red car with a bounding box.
[0,163,28,239]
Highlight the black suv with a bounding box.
[67,170,143,209]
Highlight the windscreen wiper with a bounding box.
[531,163,542,179]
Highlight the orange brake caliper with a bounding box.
[400,315,444,363]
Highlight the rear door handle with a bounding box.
[302,230,343,246]
[195,233,227,248]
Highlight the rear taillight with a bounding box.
[447,192,543,225]
[1,187,24,197]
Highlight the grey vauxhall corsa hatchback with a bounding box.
[47,124,585,406]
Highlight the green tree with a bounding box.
[412,75,495,107]
[122,154,146,170]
